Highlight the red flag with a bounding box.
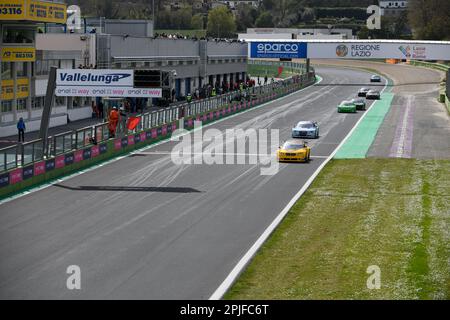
[127,116,141,130]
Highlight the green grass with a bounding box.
[225,159,450,300]
[248,64,300,79]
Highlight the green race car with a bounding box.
[337,101,357,113]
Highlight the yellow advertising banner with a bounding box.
[1,79,14,100]
[17,78,29,99]
[27,0,66,23]
[1,47,35,62]
[1,78,29,100]
[0,0,26,20]
[0,0,66,23]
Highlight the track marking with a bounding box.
[209,74,389,300]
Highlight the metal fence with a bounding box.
[0,71,315,173]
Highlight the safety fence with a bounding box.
[247,60,307,79]
[0,71,316,194]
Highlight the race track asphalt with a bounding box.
[311,59,450,159]
[0,66,387,299]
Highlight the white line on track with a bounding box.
[209,73,389,300]
[0,76,323,206]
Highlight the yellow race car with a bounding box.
[277,140,311,162]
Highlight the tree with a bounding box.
[408,0,450,40]
[207,6,236,38]
[191,14,204,30]
[255,11,274,28]
[235,3,258,31]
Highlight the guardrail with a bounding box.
[0,71,315,182]
[407,60,450,73]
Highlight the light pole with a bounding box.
[152,0,155,28]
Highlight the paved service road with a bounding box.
[0,67,386,299]
[311,59,450,159]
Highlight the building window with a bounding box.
[32,96,44,109]
[16,62,28,77]
[1,62,13,79]
[72,97,82,108]
[17,99,27,111]
[55,96,65,106]
[2,26,35,44]
[35,60,60,76]
[1,100,13,113]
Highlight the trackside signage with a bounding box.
[55,86,163,98]
[249,42,307,59]
[307,42,450,60]
[56,69,134,87]
[55,69,162,98]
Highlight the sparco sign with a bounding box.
[56,69,133,87]
[250,42,307,59]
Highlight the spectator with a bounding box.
[108,107,119,138]
[97,101,104,120]
[17,117,26,142]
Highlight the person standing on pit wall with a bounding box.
[17,117,26,142]
[186,92,192,104]
[211,87,216,97]
[108,106,119,138]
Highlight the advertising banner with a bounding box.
[65,153,74,165]
[82,148,91,160]
[56,69,133,87]
[140,132,146,142]
[0,0,67,23]
[45,159,55,171]
[91,145,100,158]
[55,155,65,168]
[249,42,307,59]
[23,165,34,179]
[127,135,135,146]
[27,0,66,23]
[74,150,83,163]
[114,139,122,150]
[0,173,9,188]
[56,69,162,98]
[34,161,45,176]
[55,86,163,98]
[100,143,107,154]
[9,168,23,184]
[0,0,26,20]
[1,79,14,100]
[1,47,35,62]
[307,42,450,60]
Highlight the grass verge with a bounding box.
[225,159,449,300]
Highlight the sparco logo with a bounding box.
[257,43,299,54]
[59,73,131,84]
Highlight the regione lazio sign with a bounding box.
[55,69,162,98]
[246,40,450,61]
[307,41,450,60]
[249,42,307,59]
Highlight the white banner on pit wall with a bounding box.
[55,86,162,98]
[307,42,450,60]
[56,69,134,87]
